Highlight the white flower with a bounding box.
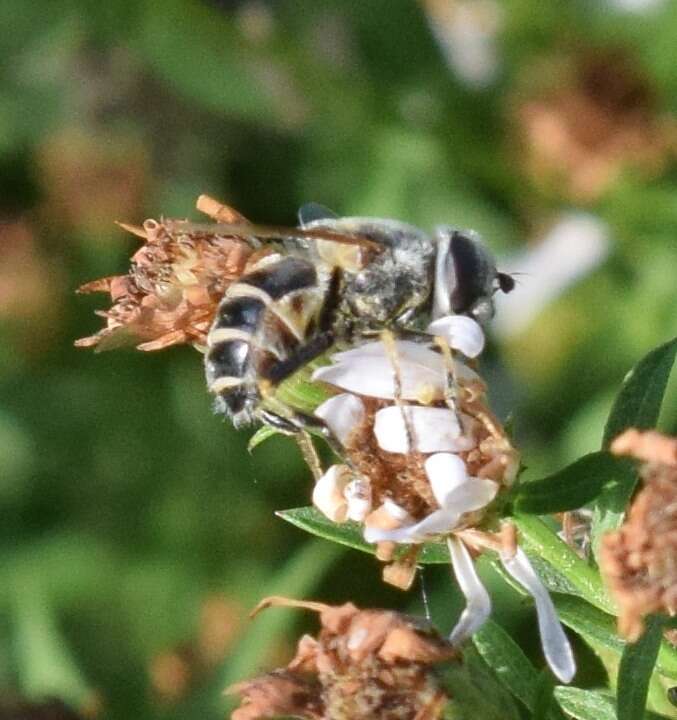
[312,340,478,401]
[363,453,498,543]
[310,334,575,683]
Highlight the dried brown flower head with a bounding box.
[515,50,676,202]
[75,196,253,352]
[228,597,456,720]
[602,429,677,640]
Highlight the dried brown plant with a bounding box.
[228,598,455,720]
[602,429,677,640]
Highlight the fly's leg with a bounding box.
[380,329,416,452]
[433,334,461,423]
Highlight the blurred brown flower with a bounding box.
[602,429,677,640]
[75,196,253,352]
[36,128,148,237]
[228,597,455,720]
[515,50,676,202]
[0,220,65,353]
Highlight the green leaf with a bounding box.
[11,576,93,711]
[594,337,677,561]
[437,647,522,720]
[514,451,631,514]
[554,687,669,720]
[552,595,624,655]
[473,621,566,720]
[534,671,558,720]
[617,616,665,720]
[277,506,449,563]
[247,425,281,452]
[602,337,677,448]
[513,515,614,614]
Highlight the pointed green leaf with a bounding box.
[437,647,522,720]
[277,506,449,563]
[534,671,558,720]
[554,687,667,720]
[473,620,566,720]
[594,337,677,560]
[514,452,632,514]
[603,337,677,448]
[617,616,665,720]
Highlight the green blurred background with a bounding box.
[1,0,677,717]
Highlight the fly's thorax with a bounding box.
[304,217,436,325]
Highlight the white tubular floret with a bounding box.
[500,547,576,683]
[427,315,485,358]
[373,406,476,454]
[312,465,351,523]
[447,536,492,645]
[312,340,478,401]
[314,393,366,446]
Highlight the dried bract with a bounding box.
[228,598,455,720]
[602,429,677,640]
[75,197,253,352]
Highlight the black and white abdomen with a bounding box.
[205,254,328,427]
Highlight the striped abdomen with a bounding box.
[205,254,330,426]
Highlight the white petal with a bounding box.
[314,393,365,446]
[427,315,485,358]
[425,454,498,512]
[344,478,372,522]
[312,465,350,523]
[363,508,459,544]
[424,453,469,506]
[447,536,492,645]
[373,406,476,454]
[382,499,411,522]
[312,340,478,400]
[500,548,576,684]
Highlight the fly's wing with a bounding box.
[297,202,338,226]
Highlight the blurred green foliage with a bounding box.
[1,0,677,718]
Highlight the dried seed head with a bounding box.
[75,198,253,352]
[229,598,455,720]
[602,429,677,640]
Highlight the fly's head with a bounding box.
[433,227,514,326]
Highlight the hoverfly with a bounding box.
[200,198,514,431]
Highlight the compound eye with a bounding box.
[497,272,515,294]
